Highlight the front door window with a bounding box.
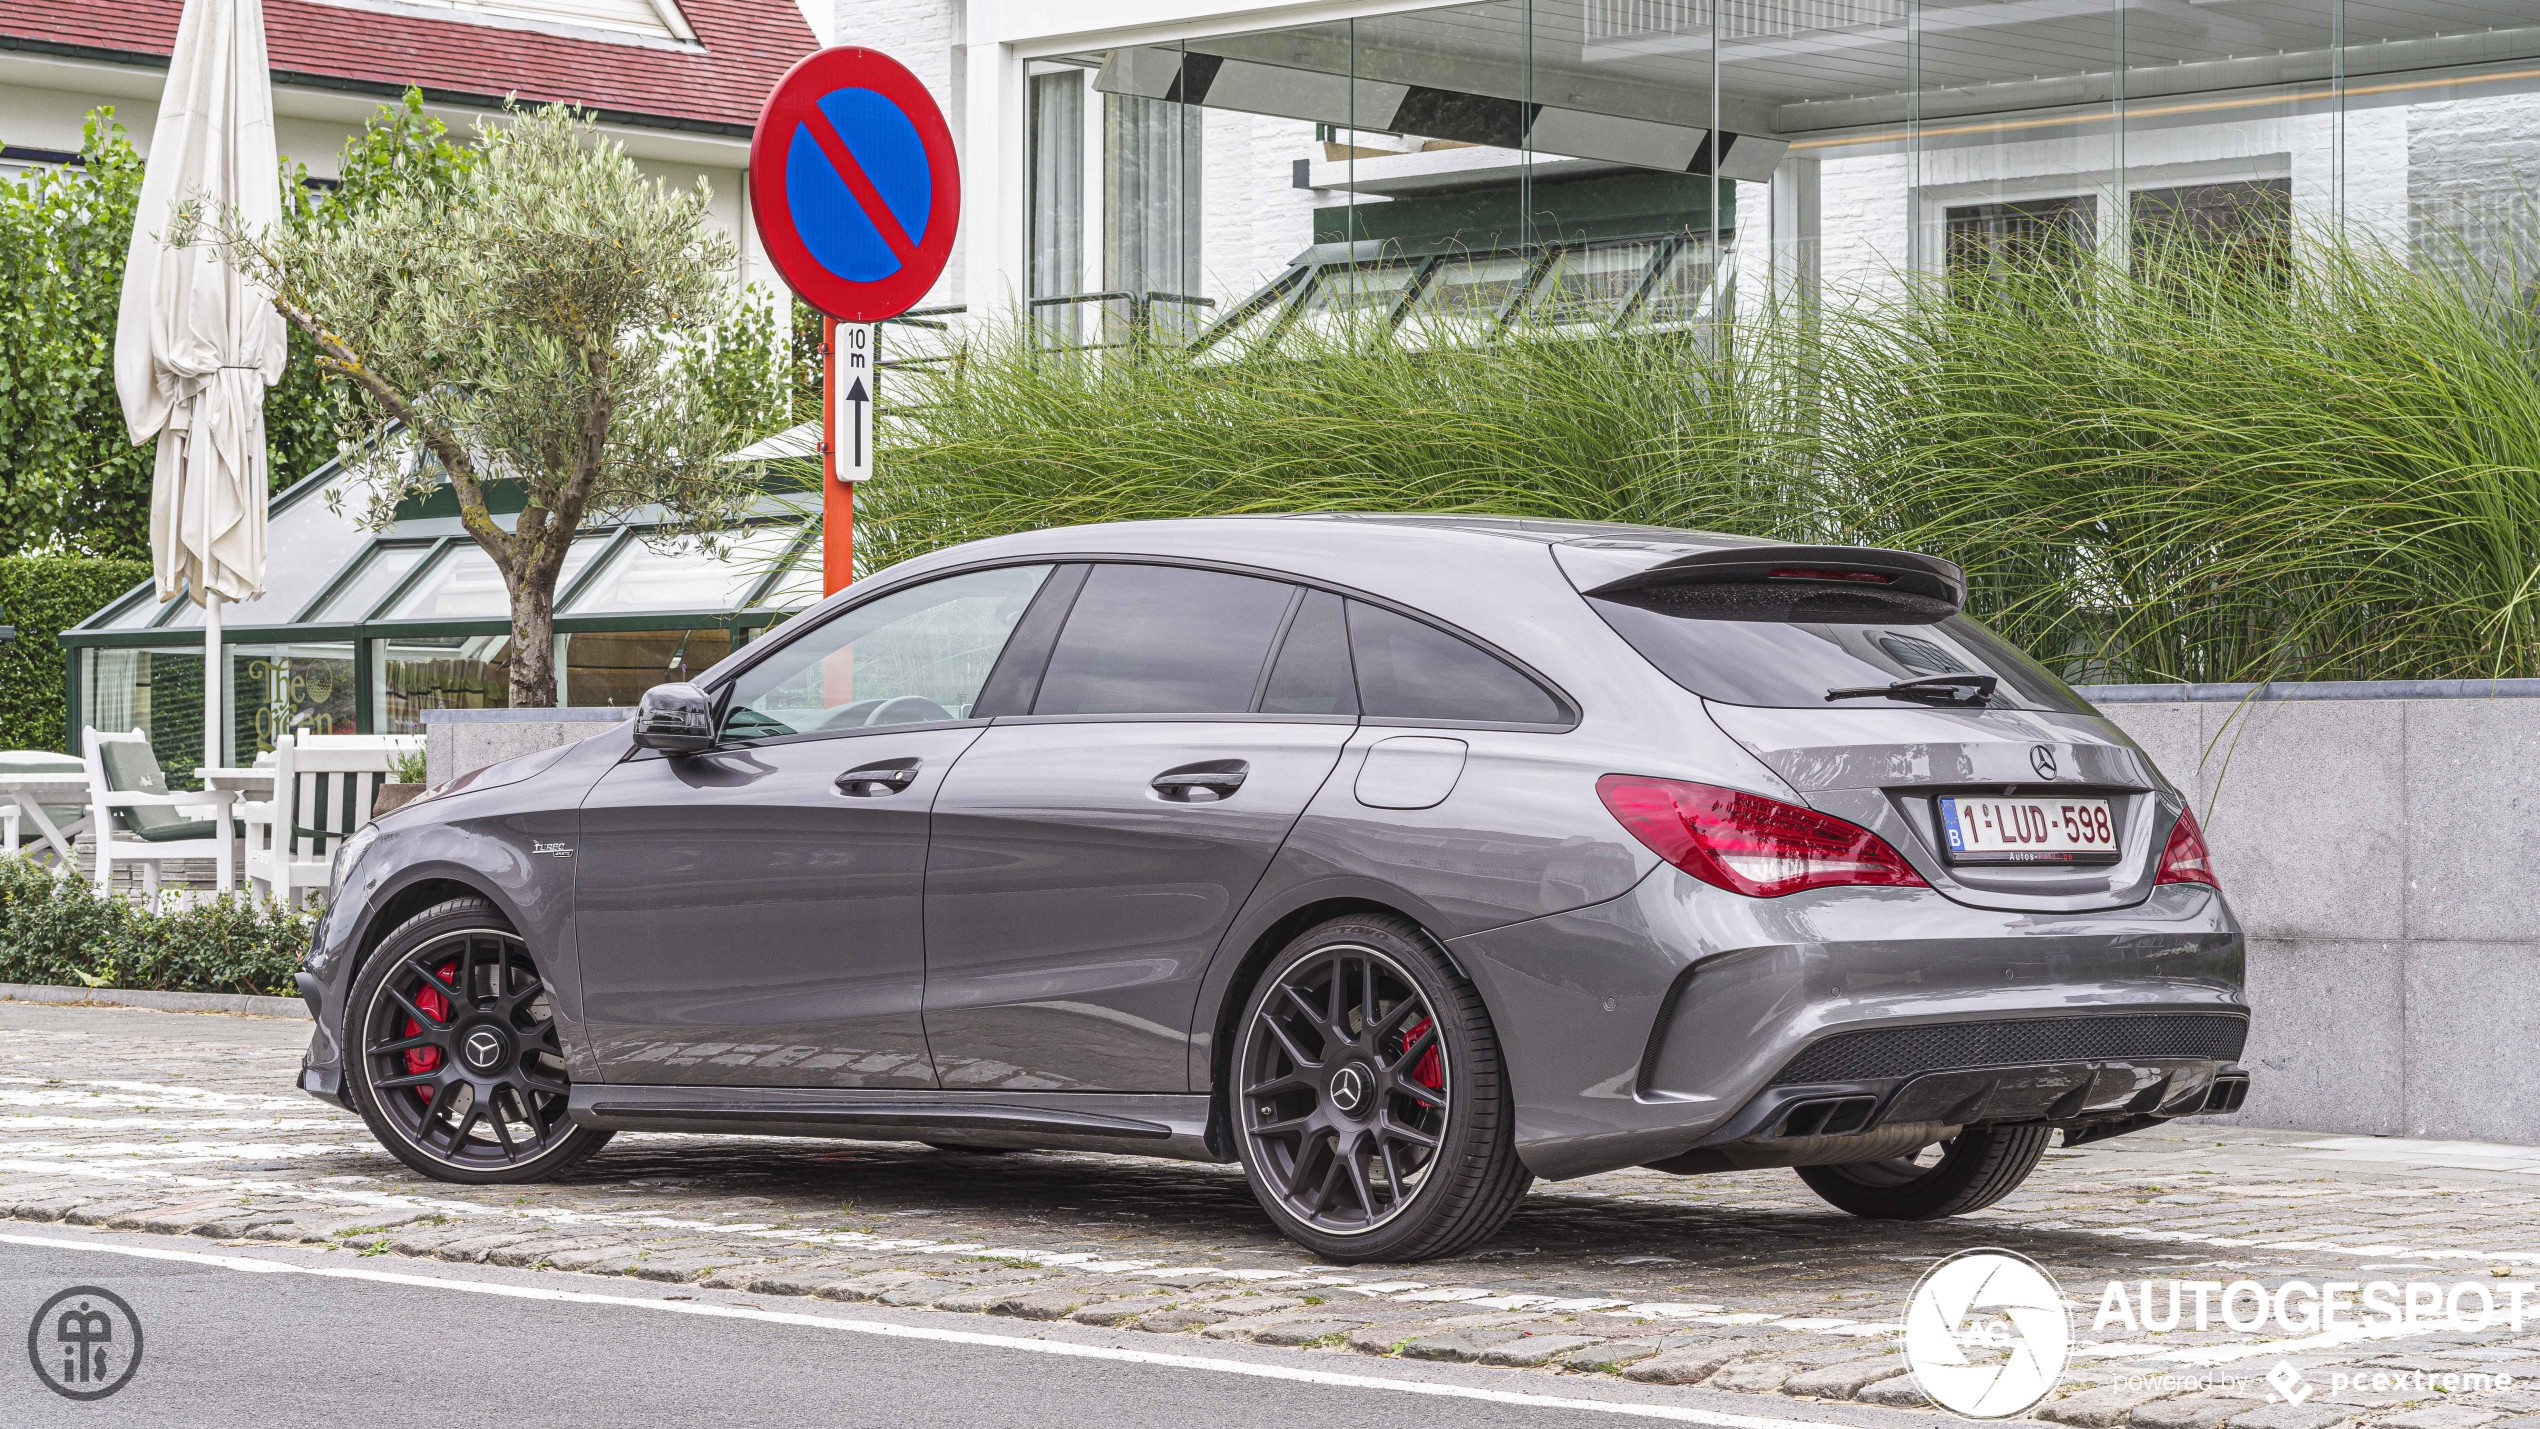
[723,565,1052,739]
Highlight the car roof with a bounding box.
[1276,512,1780,550]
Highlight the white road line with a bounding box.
[0,1232,1881,1428]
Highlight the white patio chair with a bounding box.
[83,728,235,900]
[242,734,416,906]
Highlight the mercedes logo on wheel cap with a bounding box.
[2030,745,2060,780]
[1328,1064,1369,1116]
[461,1028,506,1071]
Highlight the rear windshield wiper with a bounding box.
[1825,674,1999,707]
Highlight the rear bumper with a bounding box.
[1446,865,2245,1180]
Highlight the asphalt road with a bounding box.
[0,1229,1922,1429]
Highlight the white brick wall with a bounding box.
[837,0,966,311]
[2409,93,2540,268]
[1200,108,1319,307]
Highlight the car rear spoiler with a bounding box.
[1577,544,1966,610]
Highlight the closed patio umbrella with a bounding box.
[113,0,285,778]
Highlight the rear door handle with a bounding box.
[837,759,920,796]
[1151,762,1248,802]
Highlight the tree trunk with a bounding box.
[509,578,558,709]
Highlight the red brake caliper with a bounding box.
[1398,1016,1445,1093]
[403,960,458,1103]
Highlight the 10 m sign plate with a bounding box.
[1939,796,2118,864]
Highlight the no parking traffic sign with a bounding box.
[750,47,960,323]
[749,47,958,595]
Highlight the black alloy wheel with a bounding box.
[1232,914,1531,1262]
[345,897,611,1184]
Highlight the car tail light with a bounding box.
[2155,806,2219,887]
[1596,775,1927,898]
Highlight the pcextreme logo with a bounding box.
[1904,1248,2074,1419]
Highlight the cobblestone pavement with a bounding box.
[8,1001,2540,1429]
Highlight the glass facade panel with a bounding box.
[78,648,204,787]
[561,526,802,616]
[1030,42,1210,349]
[1092,0,2540,344]
[556,629,737,707]
[374,634,516,733]
[383,536,607,623]
[231,642,357,758]
[758,550,825,611]
[304,543,432,623]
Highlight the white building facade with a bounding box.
[849,0,2540,346]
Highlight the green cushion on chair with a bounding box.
[133,818,244,844]
[97,739,189,839]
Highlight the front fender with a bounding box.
[297,733,622,1101]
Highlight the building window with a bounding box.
[2130,180,2293,284]
[555,629,735,707]
[1104,91,1205,338]
[1944,196,2098,280]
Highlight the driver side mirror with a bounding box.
[631,681,718,753]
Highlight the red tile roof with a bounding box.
[0,0,817,135]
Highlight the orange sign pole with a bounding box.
[822,316,854,596]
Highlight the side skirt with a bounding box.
[567,1085,1223,1162]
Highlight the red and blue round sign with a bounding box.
[750,48,960,323]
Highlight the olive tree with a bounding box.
[238,103,775,707]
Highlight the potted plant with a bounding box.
[373,747,429,818]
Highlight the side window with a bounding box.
[721,565,1052,739]
[1347,600,1567,726]
[1260,590,1357,716]
[1034,564,1295,716]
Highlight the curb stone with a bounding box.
[0,983,308,1018]
[1784,1358,1909,1398]
[1626,1345,1751,1385]
[1858,1375,1936,1408]
[2044,1385,2200,1426]
[2227,1409,2363,1429]
[2133,1402,2253,1429]
[1480,1335,1604,1367]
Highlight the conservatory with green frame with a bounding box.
[58,454,823,770]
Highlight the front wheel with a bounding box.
[1230,914,1531,1263]
[1795,1123,2052,1220]
[343,897,612,1184]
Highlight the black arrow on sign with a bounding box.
[843,376,870,471]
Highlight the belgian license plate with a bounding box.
[1938,796,2118,863]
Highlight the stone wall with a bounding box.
[420,708,632,788]
[2083,682,2540,1144]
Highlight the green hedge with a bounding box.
[0,555,149,754]
[0,859,309,996]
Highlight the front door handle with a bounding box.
[837,758,920,796]
[1151,761,1248,802]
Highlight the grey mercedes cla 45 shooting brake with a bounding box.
[295,516,2249,1262]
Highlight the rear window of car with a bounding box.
[1584,581,2093,713]
[1348,600,1571,726]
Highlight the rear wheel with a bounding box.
[344,897,611,1184]
[1795,1123,2051,1219]
[1230,914,1530,1263]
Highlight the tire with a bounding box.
[1794,1123,2052,1220]
[1229,913,1531,1263]
[343,896,612,1185]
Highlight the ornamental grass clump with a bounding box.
[854,218,2540,687]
